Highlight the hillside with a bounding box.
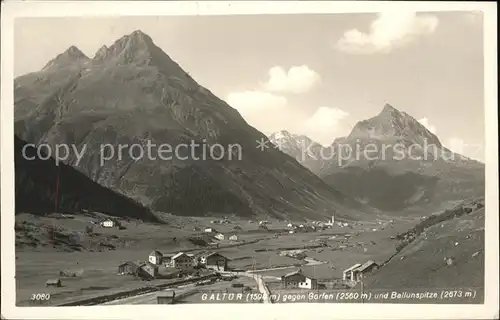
[363,198,485,300]
[15,135,157,222]
[13,30,374,221]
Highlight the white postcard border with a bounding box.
[1,1,498,320]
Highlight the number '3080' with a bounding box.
[31,293,51,300]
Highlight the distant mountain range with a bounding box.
[14,30,375,221]
[268,130,323,170]
[269,104,485,212]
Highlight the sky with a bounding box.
[14,11,485,161]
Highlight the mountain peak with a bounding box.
[348,104,442,147]
[95,30,163,67]
[270,130,292,140]
[93,45,109,60]
[380,103,400,115]
[65,46,87,58]
[86,29,198,88]
[269,130,323,163]
[128,29,153,41]
[119,29,156,49]
[42,45,89,70]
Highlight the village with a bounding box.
[36,214,389,305]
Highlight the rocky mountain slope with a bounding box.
[15,135,157,221]
[268,130,323,172]
[14,30,374,221]
[273,105,484,213]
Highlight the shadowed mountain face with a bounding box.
[14,30,374,221]
[14,136,157,221]
[270,105,484,213]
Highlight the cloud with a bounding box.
[299,107,351,146]
[418,117,437,135]
[226,91,350,145]
[261,65,321,94]
[227,66,345,145]
[337,11,439,54]
[226,90,289,133]
[227,90,287,111]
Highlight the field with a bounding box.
[15,211,420,306]
[16,198,486,305]
[363,203,485,303]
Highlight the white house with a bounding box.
[298,276,318,289]
[229,234,238,241]
[204,227,214,233]
[149,250,163,265]
[214,233,225,240]
[100,219,115,228]
[281,270,318,289]
[289,230,295,234]
[287,223,293,228]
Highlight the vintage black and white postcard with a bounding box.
[1,1,498,320]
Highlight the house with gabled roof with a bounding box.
[343,260,378,282]
[138,262,159,279]
[281,269,318,289]
[343,263,361,281]
[204,252,229,271]
[100,218,115,228]
[118,261,142,275]
[149,250,163,265]
[351,260,378,281]
[214,233,225,240]
[169,252,193,269]
[192,251,230,271]
[228,234,238,241]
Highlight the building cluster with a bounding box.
[203,228,239,241]
[279,260,379,290]
[286,223,317,234]
[285,215,354,234]
[117,249,231,280]
[210,217,231,224]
